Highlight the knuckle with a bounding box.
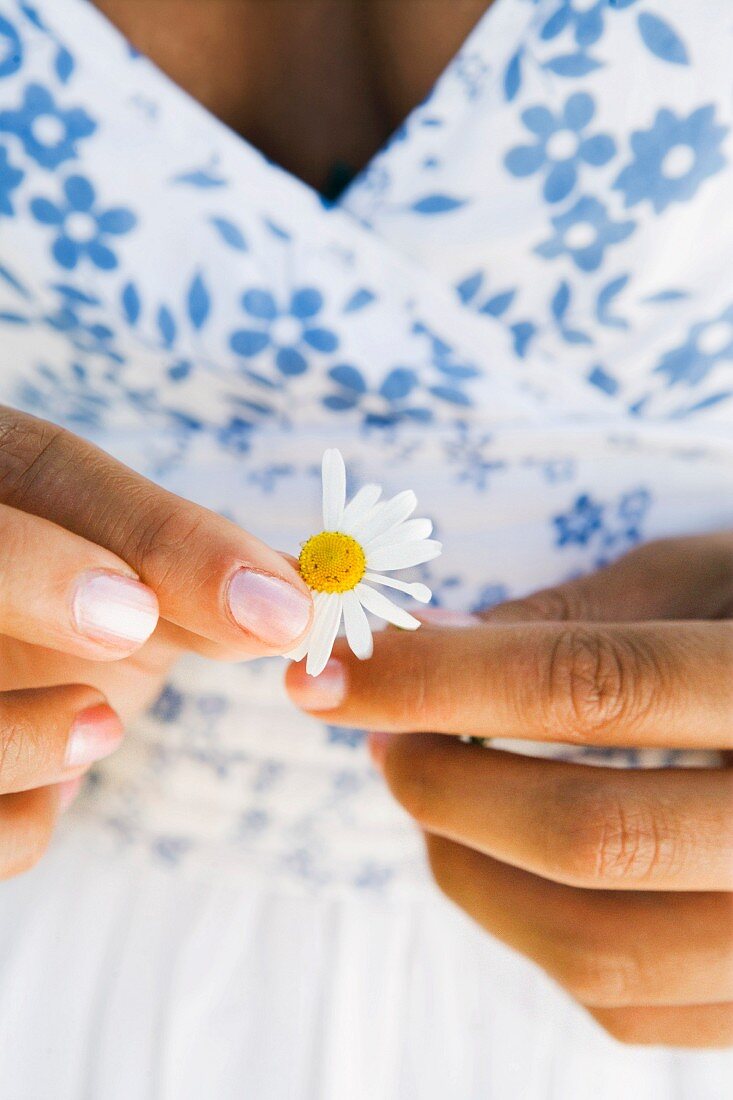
[559,944,647,1007]
[541,628,654,742]
[549,784,680,886]
[118,497,207,586]
[0,712,33,790]
[0,408,67,505]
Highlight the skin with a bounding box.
[286,536,733,1048]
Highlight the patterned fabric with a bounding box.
[0,0,732,889]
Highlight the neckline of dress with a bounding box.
[76,0,520,208]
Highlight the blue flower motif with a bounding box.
[217,416,254,454]
[535,196,634,271]
[505,93,615,203]
[553,493,604,546]
[0,14,22,79]
[326,725,366,749]
[0,144,22,216]
[150,684,185,724]
[30,175,137,270]
[613,105,728,214]
[654,305,733,386]
[323,363,432,427]
[540,0,638,50]
[0,84,96,169]
[229,287,339,376]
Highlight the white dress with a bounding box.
[0,0,731,1095]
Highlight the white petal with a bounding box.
[342,589,374,660]
[339,483,382,533]
[306,593,343,676]
[349,490,417,544]
[366,539,442,572]
[322,449,346,530]
[363,572,432,603]
[355,583,421,630]
[364,517,433,552]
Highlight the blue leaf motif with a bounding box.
[511,321,536,358]
[540,6,570,41]
[637,13,689,66]
[172,170,227,189]
[210,216,248,251]
[263,219,291,240]
[429,385,471,406]
[168,360,192,382]
[410,194,466,215]
[561,328,593,345]
[19,4,46,30]
[543,54,603,77]
[52,284,100,306]
[121,282,141,325]
[670,392,732,418]
[643,289,689,303]
[504,49,522,102]
[0,311,29,324]
[480,290,516,318]
[596,274,629,329]
[343,288,376,313]
[551,281,571,321]
[157,305,176,348]
[0,264,30,299]
[456,271,484,303]
[54,46,74,83]
[435,363,479,380]
[186,272,210,329]
[588,365,620,396]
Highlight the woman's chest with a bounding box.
[90,0,491,194]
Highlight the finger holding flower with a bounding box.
[286,532,733,1048]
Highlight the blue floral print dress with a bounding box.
[0,2,731,1097]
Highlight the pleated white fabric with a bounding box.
[0,828,730,1100]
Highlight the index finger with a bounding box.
[0,408,312,654]
[285,619,733,749]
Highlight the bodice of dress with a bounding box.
[0,0,731,890]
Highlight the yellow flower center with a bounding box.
[299,531,366,593]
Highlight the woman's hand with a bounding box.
[0,406,312,879]
[286,534,733,1048]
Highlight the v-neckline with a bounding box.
[79,0,512,208]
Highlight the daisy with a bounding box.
[288,449,442,676]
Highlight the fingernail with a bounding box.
[368,731,391,772]
[57,775,84,812]
[415,608,479,627]
[227,569,312,647]
[72,570,159,648]
[65,704,124,769]
[291,658,347,710]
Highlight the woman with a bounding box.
[0,0,730,1095]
